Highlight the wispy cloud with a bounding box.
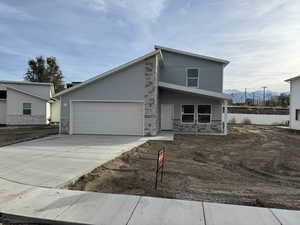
[83,0,106,11]
[0,2,34,20]
[81,0,168,23]
[0,0,299,92]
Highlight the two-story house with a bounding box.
[55,46,231,136]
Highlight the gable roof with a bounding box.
[285,75,300,82]
[159,81,231,100]
[0,80,55,97]
[55,50,162,97]
[154,45,230,66]
[3,85,50,101]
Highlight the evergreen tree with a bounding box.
[24,56,64,93]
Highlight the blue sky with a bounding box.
[0,0,299,92]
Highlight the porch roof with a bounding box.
[159,82,231,100]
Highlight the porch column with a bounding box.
[224,100,228,135]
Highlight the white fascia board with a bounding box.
[158,49,165,66]
[154,45,230,66]
[285,75,300,82]
[55,50,161,98]
[159,81,232,100]
[71,100,144,103]
[0,80,52,86]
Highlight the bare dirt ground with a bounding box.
[0,126,58,147]
[67,125,300,210]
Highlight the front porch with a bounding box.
[159,82,230,135]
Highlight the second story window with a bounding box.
[186,68,199,88]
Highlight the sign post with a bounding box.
[155,147,165,190]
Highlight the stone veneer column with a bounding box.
[59,97,70,134]
[144,55,159,136]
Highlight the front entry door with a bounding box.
[161,104,174,130]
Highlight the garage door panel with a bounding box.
[72,102,143,135]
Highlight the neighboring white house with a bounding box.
[285,75,300,130]
[0,80,60,125]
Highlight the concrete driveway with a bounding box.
[0,135,155,188]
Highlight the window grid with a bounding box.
[181,105,195,123]
[23,103,32,115]
[181,104,212,124]
[186,68,199,88]
[198,105,211,124]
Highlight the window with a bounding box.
[23,103,32,115]
[186,68,199,87]
[296,109,300,121]
[198,105,211,124]
[0,90,6,99]
[181,105,195,123]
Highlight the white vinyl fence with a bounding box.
[225,113,289,125]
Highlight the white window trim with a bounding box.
[181,104,196,124]
[22,102,32,115]
[197,104,212,124]
[185,67,200,88]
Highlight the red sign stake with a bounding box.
[155,147,165,190]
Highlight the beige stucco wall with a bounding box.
[6,89,47,125]
[50,100,60,123]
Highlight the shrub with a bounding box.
[242,118,252,125]
[229,118,236,124]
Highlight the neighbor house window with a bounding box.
[23,103,32,115]
[296,109,300,121]
[186,68,199,87]
[0,90,6,99]
[182,105,195,123]
[198,105,211,124]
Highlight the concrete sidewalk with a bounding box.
[0,178,299,225]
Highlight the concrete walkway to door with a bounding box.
[0,133,173,188]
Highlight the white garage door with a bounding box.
[71,102,144,135]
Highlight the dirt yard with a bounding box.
[67,125,300,210]
[0,126,58,147]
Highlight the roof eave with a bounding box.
[0,80,53,86]
[159,82,231,100]
[285,75,300,82]
[154,45,230,66]
[4,85,49,101]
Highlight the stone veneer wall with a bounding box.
[173,119,223,134]
[60,97,69,134]
[144,55,159,136]
[60,117,69,134]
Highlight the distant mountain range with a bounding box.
[224,89,283,103]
